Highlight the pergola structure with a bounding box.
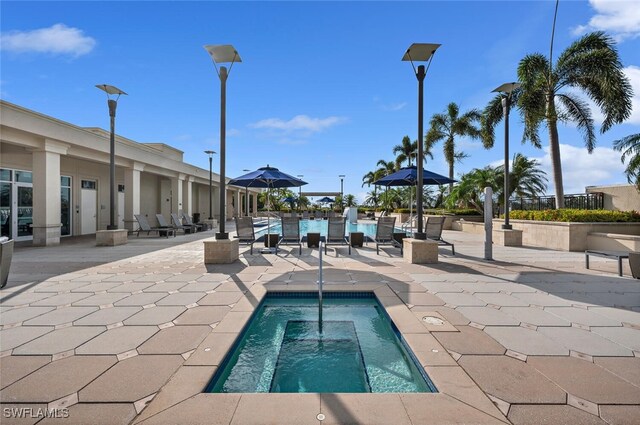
[300,192,340,197]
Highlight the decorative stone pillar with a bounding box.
[252,193,258,217]
[171,174,185,215]
[31,140,68,246]
[183,176,194,218]
[123,162,144,232]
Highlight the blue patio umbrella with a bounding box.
[317,196,335,204]
[229,166,307,250]
[373,166,456,233]
[373,166,456,187]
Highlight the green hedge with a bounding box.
[509,209,640,222]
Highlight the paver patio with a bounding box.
[0,229,638,424]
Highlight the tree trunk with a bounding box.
[547,96,564,209]
[449,163,454,194]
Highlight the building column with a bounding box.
[183,176,194,218]
[252,192,258,216]
[235,190,242,218]
[124,162,144,232]
[171,174,185,215]
[32,140,68,246]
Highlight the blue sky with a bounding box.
[2,1,639,203]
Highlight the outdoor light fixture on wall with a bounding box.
[402,43,440,239]
[492,82,521,230]
[95,84,127,231]
[204,44,241,240]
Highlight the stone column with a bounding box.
[235,190,242,218]
[183,176,194,218]
[171,174,185,215]
[124,162,144,232]
[252,192,258,216]
[31,140,68,246]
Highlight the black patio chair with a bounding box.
[325,216,351,255]
[425,216,455,255]
[134,214,175,237]
[234,216,257,254]
[277,216,302,255]
[372,216,402,255]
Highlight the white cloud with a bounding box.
[573,0,640,41]
[382,102,407,111]
[276,138,308,146]
[227,128,241,137]
[1,24,96,57]
[250,115,346,133]
[532,143,626,194]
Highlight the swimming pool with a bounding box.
[206,292,436,393]
[254,219,405,238]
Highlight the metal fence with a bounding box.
[510,192,604,211]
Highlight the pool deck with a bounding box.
[0,227,638,424]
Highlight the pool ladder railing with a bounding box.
[318,240,323,332]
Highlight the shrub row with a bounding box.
[509,209,640,222]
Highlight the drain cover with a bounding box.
[317,413,325,421]
[422,316,444,325]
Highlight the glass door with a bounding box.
[16,184,33,239]
[0,182,11,239]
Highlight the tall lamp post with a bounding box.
[402,43,440,239]
[242,169,250,216]
[204,150,216,220]
[297,175,304,212]
[204,44,241,240]
[95,84,127,230]
[338,174,345,208]
[492,82,521,230]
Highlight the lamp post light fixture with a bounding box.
[402,43,440,239]
[339,174,345,204]
[95,84,127,230]
[204,150,216,220]
[243,169,250,216]
[492,82,521,230]
[204,44,241,240]
[297,175,304,212]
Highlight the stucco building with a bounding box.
[0,100,258,246]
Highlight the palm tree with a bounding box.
[613,133,640,189]
[344,194,357,207]
[500,153,548,199]
[482,32,633,208]
[392,136,417,169]
[447,167,501,214]
[426,102,482,192]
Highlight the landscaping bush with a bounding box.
[509,209,640,222]
[424,208,481,216]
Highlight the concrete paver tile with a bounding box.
[458,355,566,404]
[599,405,640,425]
[232,393,320,425]
[108,282,156,292]
[71,293,129,306]
[424,366,507,422]
[123,307,186,326]
[69,281,123,292]
[538,326,634,356]
[12,326,105,355]
[133,274,174,282]
[437,293,487,307]
[173,306,231,325]
[0,355,51,389]
[155,292,205,306]
[79,355,183,403]
[184,333,236,366]
[73,306,142,325]
[0,355,117,403]
[396,292,445,306]
[400,393,507,424]
[511,292,573,307]
[0,403,48,425]
[211,311,252,334]
[591,326,640,351]
[410,305,471,325]
[501,307,572,327]
[403,333,457,366]
[528,356,640,404]
[135,365,216,422]
[432,326,506,355]
[588,307,640,326]
[23,307,98,326]
[0,326,54,351]
[76,326,158,355]
[136,393,240,425]
[456,307,521,326]
[138,325,212,355]
[320,393,409,425]
[38,403,137,425]
[0,306,56,325]
[484,326,569,356]
[142,281,190,292]
[30,292,92,306]
[0,292,57,306]
[593,357,640,387]
[545,307,622,327]
[114,293,168,306]
[178,282,222,292]
[197,291,244,306]
[507,405,606,425]
[474,293,530,307]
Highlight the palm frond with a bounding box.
[480,94,504,148]
[557,93,596,152]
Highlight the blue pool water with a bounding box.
[255,219,404,238]
[206,293,436,393]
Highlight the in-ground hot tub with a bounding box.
[206,292,436,393]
